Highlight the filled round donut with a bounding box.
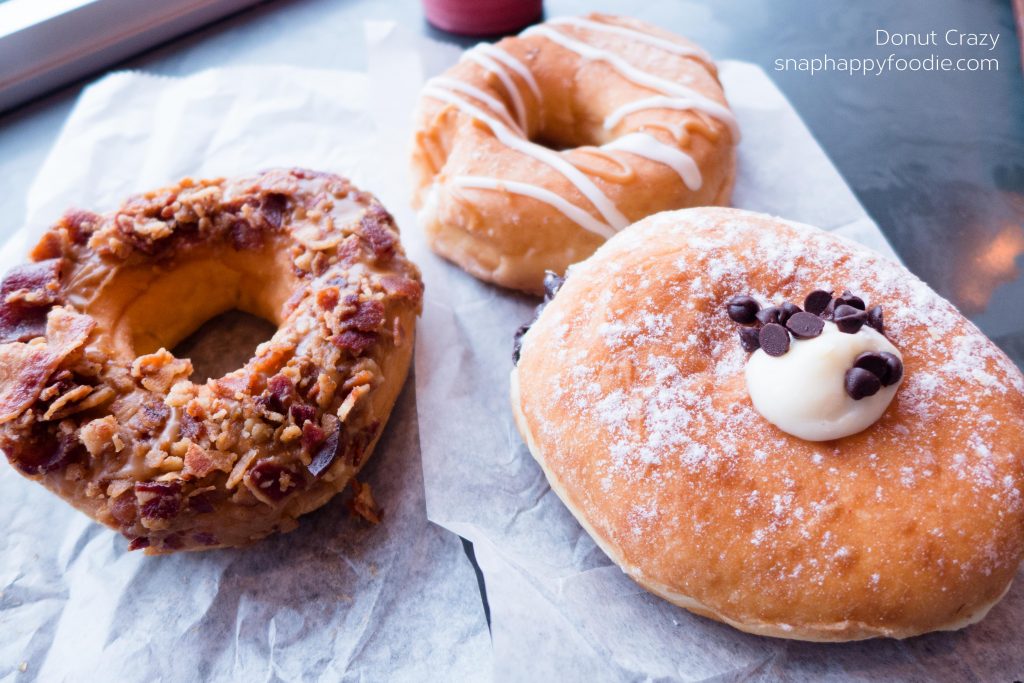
[0,169,423,553]
[511,207,1024,640]
[411,13,738,294]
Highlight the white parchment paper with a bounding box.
[405,42,1024,683]
[0,28,492,682]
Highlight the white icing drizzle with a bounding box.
[548,16,713,66]
[422,86,629,231]
[475,43,542,102]
[601,133,702,191]
[523,25,738,140]
[427,76,524,135]
[604,95,740,140]
[462,46,529,130]
[452,176,616,239]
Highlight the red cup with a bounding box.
[422,0,543,36]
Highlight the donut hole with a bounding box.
[530,118,607,152]
[172,310,276,383]
[79,239,299,380]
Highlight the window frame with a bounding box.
[0,0,266,113]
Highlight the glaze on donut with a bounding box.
[512,207,1024,640]
[411,14,738,293]
[0,169,422,553]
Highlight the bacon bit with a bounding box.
[135,480,182,525]
[1,429,82,475]
[340,299,385,332]
[226,449,258,489]
[337,384,370,423]
[332,330,377,355]
[259,193,287,230]
[315,372,337,409]
[260,374,295,414]
[307,423,338,477]
[301,419,326,451]
[251,343,294,377]
[131,348,192,393]
[46,307,95,356]
[31,230,69,260]
[229,218,263,250]
[316,286,340,311]
[359,206,396,260]
[109,491,139,526]
[41,384,92,421]
[0,307,93,423]
[180,411,206,441]
[245,459,303,504]
[335,234,362,265]
[348,479,381,524]
[290,403,316,426]
[50,384,114,420]
[0,306,49,345]
[59,209,101,244]
[182,442,235,479]
[128,537,150,551]
[1,259,62,307]
[343,369,375,390]
[211,372,247,399]
[80,415,120,458]
[280,424,302,442]
[346,420,380,469]
[0,259,64,344]
[128,399,170,437]
[0,343,58,423]
[380,275,424,304]
[282,285,310,317]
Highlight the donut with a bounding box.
[0,169,423,553]
[411,14,738,293]
[511,207,1024,640]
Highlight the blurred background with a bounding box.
[0,0,1022,367]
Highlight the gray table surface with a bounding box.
[0,0,1021,646]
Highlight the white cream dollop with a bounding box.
[744,322,902,441]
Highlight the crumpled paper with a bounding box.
[406,39,1024,683]
[0,26,491,682]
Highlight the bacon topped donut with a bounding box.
[0,169,422,553]
[411,14,738,293]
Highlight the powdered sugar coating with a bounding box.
[515,207,1024,639]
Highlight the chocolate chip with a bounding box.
[759,323,790,356]
[512,322,531,364]
[543,271,565,303]
[756,305,781,326]
[879,352,903,386]
[820,298,837,321]
[804,289,833,316]
[845,367,881,400]
[738,326,760,352]
[786,311,825,339]
[854,352,888,380]
[867,305,884,335]
[779,302,802,324]
[833,304,867,334]
[726,295,760,325]
[836,290,866,311]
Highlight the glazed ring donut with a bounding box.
[0,169,423,553]
[411,13,738,294]
[512,207,1024,640]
